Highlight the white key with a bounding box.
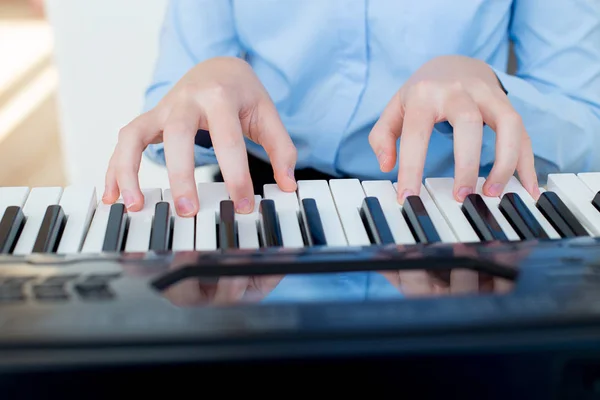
[263,184,304,248]
[424,178,479,243]
[296,180,347,246]
[329,179,370,246]
[577,172,600,194]
[393,183,457,243]
[362,180,415,244]
[81,199,121,254]
[0,187,30,217]
[474,178,519,241]
[56,186,97,254]
[502,176,560,239]
[124,188,162,252]
[547,173,600,236]
[163,189,194,251]
[196,182,229,250]
[13,187,63,255]
[236,195,262,249]
[538,187,546,194]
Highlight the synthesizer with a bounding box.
[2,172,600,397]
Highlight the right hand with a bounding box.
[102,56,298,216]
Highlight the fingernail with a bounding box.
[487,183,504,197]
[400,189,414,202]
[122,191,135,209]
[457,186,473,201]
[236,198,252,213]
[176,197,194,216]
[287,168,295,181]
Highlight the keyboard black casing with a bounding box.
[2,237,600,398]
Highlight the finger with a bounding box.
[516,133,540,200]
[206,102,255,213]
[443,91,483,202]
[103,153,119,204]
[369,92,405,172]
[252,101,297,191]
[398,270,435,297]
[450,244,480,295]
[114,112,161,211]
[212,277,249,305]
[396,101,435,202]
[163,100,201,217]
[471,88,524,197]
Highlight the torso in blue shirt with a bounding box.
[143,0,600,182]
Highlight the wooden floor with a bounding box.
[0,0,67,188]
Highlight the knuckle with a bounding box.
[410,80,436,98]
[463,77,486,90]
[501,110,524,129]
[168,170,194,186]
[456,109,483,125]
[226,176,250,195]
[117,125,135,141]
[115,158,139,174]
[178,82,202,100]
[163,121,192,137]
[448,79,466,93]
[455,155,480,170]
[219,135,243,150]
[203,82,231,104]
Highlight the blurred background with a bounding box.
[0,0,214,193]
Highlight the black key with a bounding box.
[259,199,283,247]
[499,193,548,240]
[32,284,69,301]
[102,203,127,252]
[218,200,238,249]
[0,285,25,302]
[462,194,508,242]
[32,205,66,253]
[149,201,171,251]
[74,281,115,301]
[0,206,25,253]
[592,191,600,214]
[301,198,327,246]
[83,273,121,283]
[0,276,35,287]
[537,191,587,238]
[360,197,395,245]
[402,195,441,243]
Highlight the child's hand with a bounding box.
[369,55,539,203]
[103,57,297,216]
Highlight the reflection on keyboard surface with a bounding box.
[1,172,600,255]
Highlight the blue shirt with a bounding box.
[143,0,600,183]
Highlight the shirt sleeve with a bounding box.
[485,0,600,181]
[142,0,241,167]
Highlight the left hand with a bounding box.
[369,55,539,203]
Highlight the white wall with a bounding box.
[45,0,215,190]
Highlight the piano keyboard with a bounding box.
[0,172,598,256]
